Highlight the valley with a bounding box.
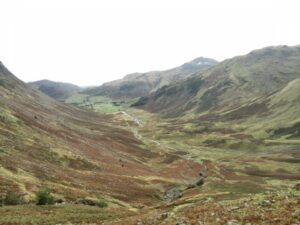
[1,45,300,224]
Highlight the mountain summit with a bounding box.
[134,45,300,138]
[83,57,218,99]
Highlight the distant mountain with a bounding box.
[28,79,81,101]
[134,45,300,138]
[82,57,218,99]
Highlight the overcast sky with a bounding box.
[1,0,300,86]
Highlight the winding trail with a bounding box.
[121,111,144,128]
[121,111,188,154]
[121,111,144,140]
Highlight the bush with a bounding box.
[36,189,55,205]
[96,200,108,208]
[2,191,25,205]
[75,197,108,208]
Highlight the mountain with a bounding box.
[0,62,199,206]
[134,45,300,138]
[28,79,82,101]
[82,57,218,99]
[1,48,300,224]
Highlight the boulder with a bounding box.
[163,188,183,202]
[293,183,300,190]
[196,177,205,186]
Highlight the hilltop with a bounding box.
[134,45,300,139]
[82,57,217,100]
[28,79,82,101]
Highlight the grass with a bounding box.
[121,108,300,194]
[93,103,122,113]
[208,181,266,195]
[65,94,136,113]
[1,73,300,224]
[65,94,89,105]
[0,204,134,225]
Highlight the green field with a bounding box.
[65,94,137,113]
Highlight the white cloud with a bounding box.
[0,0,300,86]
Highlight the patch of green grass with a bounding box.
[94,103,122,113]
[65,94,88,104]
[65,94,136,113]
[89,95,111,103]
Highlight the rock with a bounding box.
[161,212,169,220]
[260,200,271,207]
[292,210,300,219]
[199,165,208,177]
[55,198,65,204]
[133,203,144,209]
[186,183,196,189]
[174,220,186,225]
[294,183,300,190]
[229,206,240,211]
[136,219,143,225]
[196,177,205,186]
[227,220,239,225]
[163,188,183,202]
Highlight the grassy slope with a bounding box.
[0,62,202,209]
[136,45,300,139]
[101,107,300,224]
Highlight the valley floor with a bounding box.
[1,103,300,225]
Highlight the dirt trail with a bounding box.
[121,111,191,156]
[121,111,144,128]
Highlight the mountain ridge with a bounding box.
[82,57,218,99]
[28,79,82,101]
[133,45,300,138]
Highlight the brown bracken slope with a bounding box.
[0,62,201,206]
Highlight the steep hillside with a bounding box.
[83,57,217,99]
[0,62,201,206]
[28,79,81,101]
[135,45,300,137]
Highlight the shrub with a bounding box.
[36,189,55,205]
[96,200,108,208]
[75,197,108,208]
[2,191,25,205]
